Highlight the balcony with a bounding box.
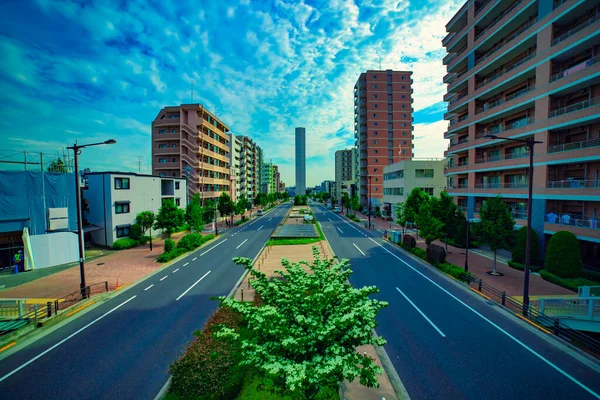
[475,85,535,114]
[474,0,525,41]
[475,51,536,90]
[475,150,528,164]
[546,180,600,189]
[552,12,600,46]
[447,45,468,70]
[475,17,537,67]
[450,137,469,148]
[448,91,468,106]
[548,138,600,154]
[545,214,600,232]
[550,54,600,83]
[153,147,179,155]
[475,0,494,16]
[475,117,535,139]
[549,97,600,118]
[154,162,180,170]
[474,182,528,189]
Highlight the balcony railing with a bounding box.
[449,91,468,106]
[474,182,528,189]
[475,85,536,114]
[458,114,469,122]
[475,17,537,67]
[475,151,528,164]
[474,0,525,41]
[550,54,600,83]
[546,214,600,230]
[475,51,536,90]
[553,0,568,10]
[475,117,535,138]
[547,138,600,153]
[476,208,528,219]
[475,0,493,16]
[549,96,600,118]
[450,137,469,147]
[448,183,469,189]
[552,13,600,46]
[546,180,599,189]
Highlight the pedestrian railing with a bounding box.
[533,297,600,320]
[465,275,600,358]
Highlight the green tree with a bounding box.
[235,195,250,217]
[136,210,156,250]
[351,194,361,212]
[48,157,69,172]
[404,188,430,236]
[203,199,216,223]
[432,192,459,253]
[217,250,388,398]
[342,192,351,213]
[395,202,407,235]
[154,199,185,238]
[185,193,205,233]
[473,196,515,274]
[416,199,444,245]
[512,226,540,265]
[545,231,583,278]
[218,192,234,226]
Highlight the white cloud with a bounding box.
[227,6,235,18]
[412,120,450,159]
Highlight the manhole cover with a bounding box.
[97,263,105,266]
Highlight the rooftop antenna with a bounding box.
[137,156,143,173]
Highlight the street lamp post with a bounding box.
[483,134,541,316]
[67,139,116,299]
[368,176,372,229]
[464,217,470,272]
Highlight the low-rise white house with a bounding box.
[84,172,188,247]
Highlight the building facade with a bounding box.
[229,134,242,202]
[382,159,447,218]
[295,127,306,195]
[261,161,274,194]
[354,70,415,210]
[151,103,230,204]
[442,0,600,266]
[335,149,355,203]
[238,136,261,205]
[85,172,187,247]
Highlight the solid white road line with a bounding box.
[337,227,343,234]
[176,271,211,301]
[236,239,248,249]
[200,239,228,256]
[144,285,154,291]
[258,225,263,231]
[353,243,366,256]
[396,287,446,337]
[160,276,168,281]
[173,268,179,273]
[369,237,600,399]
[0,295,137,383]
[183,262,189,267]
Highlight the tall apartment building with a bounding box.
[238,135,261,205]
[443,0,600,266]
[151,104,230,204]
[335,149,355,202]
[229,133,242,202]
[273,165,282,193]
[354,70,414,209]
[295,127,306,195]
[261,161,274,194]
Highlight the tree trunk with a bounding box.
[149,230,153,251]
[445,234,448,253]
[493,250,497,274]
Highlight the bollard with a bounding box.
[105,281,109,292]
[478,279,482,292]
[241,289,244,302]
[501,292,506,306]
[46,301,52,318]
[33,304,39,322]
[553,319,560,335]
[54,300,59,314]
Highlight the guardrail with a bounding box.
[534,297,600,320]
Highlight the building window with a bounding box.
[171,158,176,162]
[374,113,378,117]
[116,225,131,238]
[402,85,406,89]
[159,158,167,163]
[158,129,166,134]
[374,187,378,191]
[159,144,167,149]
[374,168,379,172]
[403,132,407,136]
[373,95,377,99]
[172,144,177,148]
[415,169,434,178]
[402,76,406,80]
[374,131,378,135]
[403,141,407,145]
[402,123,407,127]
[169,115,179,119]
[421,188,434,195]
[402,95,406,99]
[176,198,181,206]
[402,150,407,154]
[159,173,166,177]
[114,177,130,190]
[374,150,378,154]
[374,159,378,163]
[374,140,378,144]
[402,105,406,108]
[175,182,180,190]
[372,75,377,78]
[171,129,176,133]
[374,104,378,108]
[403,114,407,118]
[373,85,377,88]
[384,170,404,180]
[375,178,378,182]
[115,202,130,214]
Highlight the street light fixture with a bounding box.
[66,139,116,299]
[483,134,542,316]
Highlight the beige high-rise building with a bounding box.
[335,149,355,203]
[151,103,231,203]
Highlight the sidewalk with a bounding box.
[346,211,573,298]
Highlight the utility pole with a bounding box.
[136,156,143,173]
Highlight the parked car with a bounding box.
[333,207,341,213]
[257,209,264,216]
[327,204,332,209]
[303,214,314,222]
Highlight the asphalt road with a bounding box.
[0,203,291,400]
[312,204,600,400]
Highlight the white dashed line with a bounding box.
[352,243,366,256]
[200,239,228,256]
[173,268,179,273]
[183,262,189,267]
[258,225,264,231]
[176,271,211,301]
[236,239,248,249]
[192,257,197,261]
[144,284,154,291]
[337,227,343,234]
[160,276,168,281]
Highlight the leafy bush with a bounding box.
[129,223,142,240]
[157,247,188,263]
[545,231,583,278]
[164,238,175,253]
[168,306,245,400]
[511,226,540,264]
[581,269,600,282]
[539,270,599,292]
[177,233,203,251]
[242,215,248,222]
[426,244,446,266]
[436,263,470,282]
[139,235,151,244]
[402,234,416,250]
[507,260,544,273]
[410,247,426,260]
[112,238,139,250]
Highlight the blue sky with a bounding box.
[0,0,462,186]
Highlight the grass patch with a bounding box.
[268,238,321,246]
[236,371,338,400]
[539,270,600,293]
[314,217,325,240]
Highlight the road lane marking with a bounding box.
[268,218,272,221]
[200,239,228,256]
[173,268,179,273]
[183,262,189,267]
[328,218,332,222]
[369,237,600,399]
[257,225,263,231]
[144,284,154,291]
[176,271,212,301]
[396,287,446,337]
[236,239,248,249]
[160,276,168,281]
[192,257,197,261]
[337,227,343,234]
[0,295,137,383]
[353,243,366,256]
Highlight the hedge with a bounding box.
[112,238,140,250]
[507,260,544,273]
[436,262,470,282]
[164,238,175,253]
[410,247,426,260]
[168,306,245,400]
[545,231,583,278]
[581,269,600,282]
[158,234,216,263]
[539,270,600,293]
[157,248,188,263]
[511,226,540,265]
